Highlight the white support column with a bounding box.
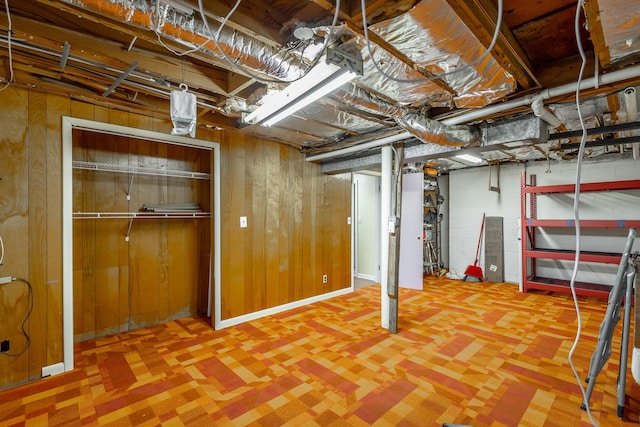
[380,146,392,328]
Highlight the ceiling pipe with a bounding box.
[442,64,640,126]
[531,95,562,128]
[305,131,412,161]
[623,87,639,159]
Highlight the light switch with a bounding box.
[240,216,247,228]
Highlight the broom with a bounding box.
[463,213,485,281]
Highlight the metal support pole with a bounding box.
[380,146,392,328]
[387,145,404,334]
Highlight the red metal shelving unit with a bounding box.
[520,171,640,299]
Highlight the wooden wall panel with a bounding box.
[45,94,69,365]
[70,100,96,343]
[291,149,304,302]
[264,141,280,309]
[224,133,246,319]
[250,139,266,312]
[0,87,30,387]
[27,91,48,380]
[93,134,121,338]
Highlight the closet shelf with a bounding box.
[73,160,211,180]
[73,211,210,219]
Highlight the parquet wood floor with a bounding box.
[1,276,639,426]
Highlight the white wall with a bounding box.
[354,173,379,280]
[448,156,640,285]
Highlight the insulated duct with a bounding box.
[60,0,309,81]
[395,110,478,146]
[366,0,516,108]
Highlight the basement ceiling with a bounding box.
[1,0,640,172]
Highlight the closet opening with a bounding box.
[62,117,221,373]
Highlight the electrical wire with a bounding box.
[359,0,503,85]
[0,235,4,265]
[567,1,599,425]
[0,278,33,358]
[0,0,14,93]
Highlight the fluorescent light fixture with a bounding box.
[244,46,363,127]
[455,153,483,164]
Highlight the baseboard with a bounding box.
[41,362,65,378]
[355,273,376,281]
[216,287,352,329]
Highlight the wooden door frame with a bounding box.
[61,116,221,373]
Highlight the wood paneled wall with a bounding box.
[218,132,352,320]
[0,85,352,390]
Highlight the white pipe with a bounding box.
[531,95,562,128]
[306,131,411,161]
[380,146,392,329]
[443,64,640,126]
[624,87,637,121]
[623,87,639,159]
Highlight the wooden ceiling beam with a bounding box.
[350,0,388,23]
[583,0,610,68]
[444,0,540,90]
[535,53,595,89]
[349,0,421,25]
[308,0,352,22]
[226,71,255,97]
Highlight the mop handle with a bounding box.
[474,214,485,262]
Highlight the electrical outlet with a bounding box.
[322,274,328,283]
[1,340,9,353]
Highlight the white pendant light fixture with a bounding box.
[243,45,363,127]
